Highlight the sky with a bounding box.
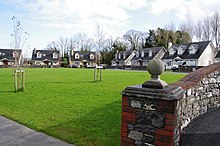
[0,0,220,53]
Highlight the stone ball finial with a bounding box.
[142,59,168,89]
[147,59,165,77]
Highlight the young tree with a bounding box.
[10,16,30,66]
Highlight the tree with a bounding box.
[94,24,105,64]
[123,30,145,50]
[69,33,94,52]
[194,20,203,41]
[10,16,30,66]
[47,41,59,51]
[179,18,194,40]
[58,36,69,58]
[202,16,212,41]
[211,11,220,48]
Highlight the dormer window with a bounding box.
[119,54,121,59]
[149,50,152,57]
[177,47,183,55]
[189,45,197,54]
[115,54,117,59]
[123,53,126,59]
[43,54,46,57]
[2,53,5,56]
[90,53,94,59]
[75,53,79,59]
[141,51,144,57]
[136,52,139,58]
[53,52,58,59]
[12,51,17,58]
[37,52,42,58]
[169,47,175,55]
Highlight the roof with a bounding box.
[215,51,220,59]
[32,50,60,61]
[71,51,96,62]
[162,41,212,60]
[0,49,22,61]
[132,46,164,61]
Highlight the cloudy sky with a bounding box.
[0,0,220,50]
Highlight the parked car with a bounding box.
[86,65,95,68]
[172,61,186,71]
[68,64,78,68]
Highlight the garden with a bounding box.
[0,68,186,146]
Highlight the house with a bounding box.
[131,47,167,66]
[111,50,136,67]
[32,49,60,66]
[0,49,22,67]
[215,51,220,62]
[69,50,96,68]
[162,41,216,69]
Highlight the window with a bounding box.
[90,54,94,59]
[12,51,17,58]
[177,47,183,55]
[119,54,121,59]
[189,45,197,54]
[123,53,126,59]
[136,52,139,58]
[0,52,1,56]
[37,52,42,58]
[53,52,58,59]
[169,48,175,55]
[149,50,152,57]
[2,53,5,56]
[141,51,144,57]
[43,54,46,57]
[75,53,79,59]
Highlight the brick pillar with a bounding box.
[120,59,184,146]
[121,86,184,146]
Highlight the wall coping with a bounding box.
[172,62,220,90]
[122,85,184,100]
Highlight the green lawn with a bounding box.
[0,68,186,146]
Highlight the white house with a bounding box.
[162,41,216,69]
[111,50,136,67]
[0,49,22,67]
[131,46,167,66]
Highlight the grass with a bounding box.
[0,68,186,146]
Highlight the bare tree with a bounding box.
[202,16,212,41]
[194,20,203,41]
[94,23,105,64]
[69,33,94,52]
[179,18,194,40]
[164,21,176,31]
[10,16,30,66]
[58,36,69,57]
[47,41,59,51]
[123,30,144,50]
[211,11,220,48]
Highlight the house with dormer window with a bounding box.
[0,49,22,67]
[32,49,60,66]
[70,50,96,68]
[162,41,216,69]
[131,46,167,67]
[111,50,136,67]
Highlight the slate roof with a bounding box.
[71,51,96,62]
[0,49,22,61]
[112,50,133,62]
[162,41,211,60]
[32,50,60,62]
[215,51,220,59]
[132,47,164,61]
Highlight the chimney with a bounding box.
[168,42,172,49]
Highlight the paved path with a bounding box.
[0,116,74,146]
[180,107,220,146]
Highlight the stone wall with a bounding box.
[120,62,220,146]
[173,63,220,130]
